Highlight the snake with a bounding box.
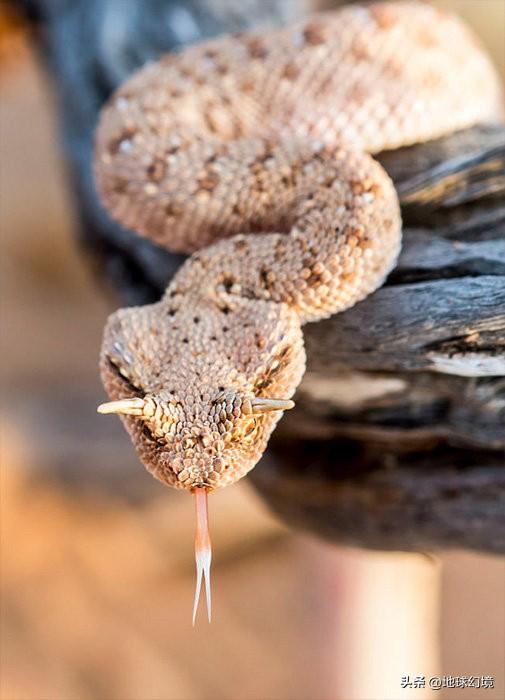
[93,1,503,622]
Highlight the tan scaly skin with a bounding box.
[94,1,503,622]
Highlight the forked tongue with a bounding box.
[192,487,212,625]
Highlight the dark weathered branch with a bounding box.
[252,125,505,553]
[305,275,505,374]
[378,123,505,208]
[19,0,505,552]
[252,450,505,553]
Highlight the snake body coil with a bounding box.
[95,0,502,622]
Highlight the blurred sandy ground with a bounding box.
[1,4,504,700]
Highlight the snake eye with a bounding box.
[142,424,166,446]
[243,418,258,439]
[107,356,144,396]
[97,395,180,448]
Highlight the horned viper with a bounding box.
[94,1,503,621]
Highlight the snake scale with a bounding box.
[94,1,503,621]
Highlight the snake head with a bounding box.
[97,388,294,489]
[97,295,304,626]
[98,296,305,491]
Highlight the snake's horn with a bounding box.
[192,487,212,625]
[97,398,146,416]
[251,397,295,413]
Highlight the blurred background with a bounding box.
[1,1,504,699]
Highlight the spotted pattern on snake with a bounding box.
[94,1,503,621]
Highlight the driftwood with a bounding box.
[18,0,505,553]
